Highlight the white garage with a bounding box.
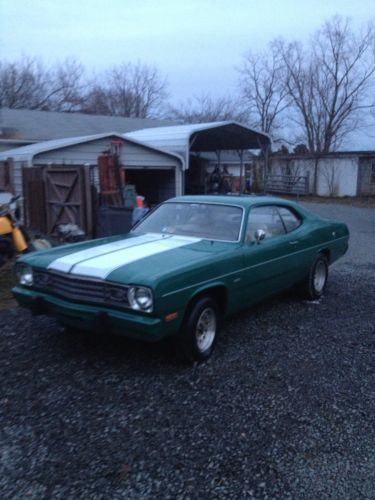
[0,132,183,236]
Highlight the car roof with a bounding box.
[168,194,300,209]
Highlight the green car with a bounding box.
[13,195,349,362]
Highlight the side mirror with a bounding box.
[255,229,266,243]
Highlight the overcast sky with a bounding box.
[1,0,373,104]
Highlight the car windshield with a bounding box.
[132,202,243,242]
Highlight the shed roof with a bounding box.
[0,132,183,166]
[125,121,271,155]
[0,107,175,142]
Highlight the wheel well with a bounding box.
[320,248,331,262]
[187,286,227,316]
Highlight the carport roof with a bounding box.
[0,132,184,166]
[125,121,271,154]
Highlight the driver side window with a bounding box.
[246,206,286,241]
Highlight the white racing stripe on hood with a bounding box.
[48,234,201,279]
[48,233,164,274]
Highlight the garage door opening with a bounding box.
[125,169,176,206]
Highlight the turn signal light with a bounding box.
[165,312,178,322]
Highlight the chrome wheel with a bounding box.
[195,307,216,352]
[298,254,329,301]
[313,259,327,294]
[178,296,220,362]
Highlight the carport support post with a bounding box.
[264,145,269,194]
[258,139,270,195]
[216,150,221,168]
[238,150,244,194]
[214,150,221,194]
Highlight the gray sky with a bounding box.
[1,0,373,104]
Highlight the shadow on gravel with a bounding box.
[57,326,177,366]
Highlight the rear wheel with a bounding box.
[301,254,328,300]
[177,296,220,362]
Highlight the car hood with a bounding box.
[30,232,235,286]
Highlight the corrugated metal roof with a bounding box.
[0,132,183,165]
[126,122,228,143]
[0,107,175,141]
[125,121,271,156]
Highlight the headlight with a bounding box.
[128,286,153,313]
[16,264,34,287]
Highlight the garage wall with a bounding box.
[8,137,182,198]
[7,160,24,195]
[36,138,180,169]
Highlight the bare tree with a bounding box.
[321,161,339,196]
[83,62,169,118]
[237,47,290,137]
[81,83,110,116]
[0,57,47,109]
[0,57,85,111]
[47,59,86,112]
[276,17,375,154]
[165,93,247,123]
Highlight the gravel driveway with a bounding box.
[1,202,374,499]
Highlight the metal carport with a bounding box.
[125,121,271,194]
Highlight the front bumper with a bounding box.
[12,286,177,342]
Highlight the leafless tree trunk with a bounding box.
[237,47,290,138]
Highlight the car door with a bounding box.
[241,204,306,304]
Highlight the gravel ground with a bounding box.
[0,202,374,499]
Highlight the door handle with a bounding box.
[289,240,299,245]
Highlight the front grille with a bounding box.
[33,269,130,308]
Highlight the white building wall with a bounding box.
[35,138,180,168]
[9,137,182,196]
[271,156,359,196]
[11,161,25,196]
[316,157,358,196]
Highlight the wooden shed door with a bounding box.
[44,167,88,234]
[22,166,47,232]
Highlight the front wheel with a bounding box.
[300,254,328,300]
[177,296,220,363]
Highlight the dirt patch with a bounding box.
[0,259,17,310]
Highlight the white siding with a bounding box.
[11,161,26,196]
[271,156,359,196]
[33,138,180,169]
[9,137,182,197]
[317,157,358,196]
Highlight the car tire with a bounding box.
[177,296,220,363]
[301,253,328,300]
